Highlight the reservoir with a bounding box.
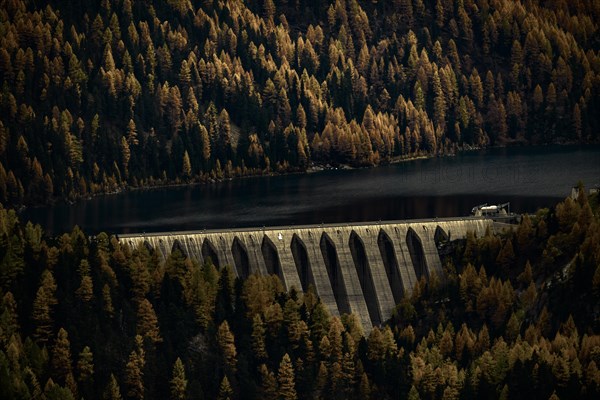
[22,145,600,235]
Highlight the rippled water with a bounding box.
[22,145,600,235]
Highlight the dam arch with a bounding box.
[171,239,187,258]
[291,234,311,292]
[349,231,381,325]
[434,225,449,246]
[320,233,351,315]
[232,237,250,279]
[202,239,220,268]
[155,238,169,258]
[142,240,154,253]
[261,235,282,278]
[407,227,427,280]
[377,229,404,303]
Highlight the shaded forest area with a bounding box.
[0,188,599,399]
[1,0,599,206]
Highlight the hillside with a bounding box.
[0,187,599,399]
[0,0,599,206]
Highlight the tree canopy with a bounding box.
[0,0,598,207]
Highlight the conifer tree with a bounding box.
[120,137,131,177]
[251,314,267,360]
[496,239,515,269]
[136,298,162,344]
[77,346,94,382]
[32,270,58,344]
[259,364,278,400]
[125,335,145,400]
[127,119,139,146]
[277,353,296,400]
[217,375,233,400]
[408,385,421,400]
[359,372,371,399]
[104,374,122,400]
[217,321,237,373]
[52,328,73,382]
[432,69,446,132]
[76,275,93,303]
[170,357,187,400]
[264,0,276,22]
[102,284,115,317]
[0,292,19,345]
[182,151,192,178]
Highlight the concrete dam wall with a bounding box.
[120,218,492,332]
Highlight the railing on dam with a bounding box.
[119,217,493,332]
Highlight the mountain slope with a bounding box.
[0,0,599,206]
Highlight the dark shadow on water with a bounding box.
[20,145,599,235]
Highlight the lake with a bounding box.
[21,145,600,235]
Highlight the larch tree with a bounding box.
[328,317,344,362]
[283,298,302,346]
[251,314,267,360]
[359,372,371,399]
[296,105,307,131]
[315,361,328,395]
[263,0,276,22]
[217,375,233,400]
[170,357,187,400]
[408,384,421,400]
[52,328,72,377]
[182,150,192,178]
[435,0,444,29]
[136,298,162,344]
[549,391,560,400]
[259,364,278,400]
[533,84,544,111]
[32,269,58,344]
[125,335,145,400]
[120,136,130,177]
[310,301,331,341]
[340,352,356,397]
[217,109,232,163]
[414,81,425,110]
[432,69,446,132]
[217,320,237,374]
[129,257,150,302]
[470,69,484,108]
[127,119,139,146]
[76,275,93,303]
[103,374,123,400]
[199,123,211,167]
[277,353,297,400]
[517,260,534,287]
[102,284,115,317]
[0,292,19,345]
[76,346,94,382]
[496,239,515,270]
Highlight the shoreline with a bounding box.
[19,150,444,212]
[17,142,598,213]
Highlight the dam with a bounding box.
[120,217,493,331]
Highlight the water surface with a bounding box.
[22,145,600,235]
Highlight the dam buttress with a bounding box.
[120,218,493,332]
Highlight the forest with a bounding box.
[0,181,599,399]
[0,0,599,206]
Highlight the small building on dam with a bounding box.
[120,218,492,332]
